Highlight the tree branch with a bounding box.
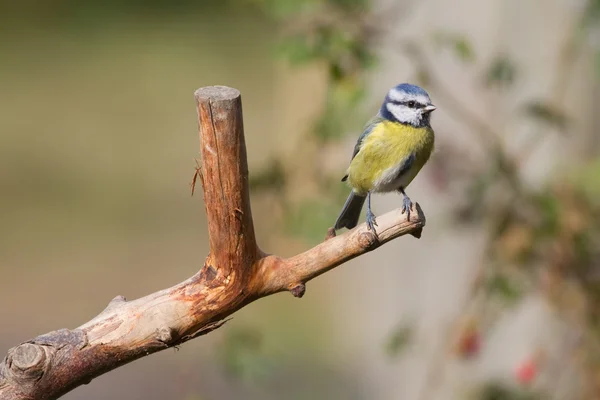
[0,86,426,400]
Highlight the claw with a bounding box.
[366,209,378,232]
[401,195,414,221]
[365,191,378,233]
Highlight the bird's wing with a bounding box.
[396,153,416,177]
[351,115,385,160]
[342,115,385,182]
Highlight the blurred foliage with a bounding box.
[0,0,235,27]
[485,272,524,305]
[263,0,376,142]
[428,5,600,397]
[471,381,544,400]
[216,326,274,381]
[433,31,476,63]
[249,157,287,192]
[484,56,517,88]
[584,0,600,26]
[284,198,341,239]
[313,82,368,141]
[583,0,600,76]
[214,0,600,396]
[249,0,600,396]
[384,324,412,358]
[245,0,380,241]
[523,102,569,132]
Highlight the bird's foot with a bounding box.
[401,196,414,221]
[366,209,378,232]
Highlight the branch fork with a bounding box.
[0,85,426,400]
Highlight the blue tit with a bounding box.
[334,83,436,232]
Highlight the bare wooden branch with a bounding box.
[195,86,259,283]
[252,205,426,297]
[0,86,426,400]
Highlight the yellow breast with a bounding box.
[347,120,434,194]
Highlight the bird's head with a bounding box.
[380,83,436,127]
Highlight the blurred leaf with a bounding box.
[485,56,517,87]
[583,0,600,26]
[453,170,494,223]
[354,43,378,69]
[474,381,543,400]
[249,157,287,192]
[276,24,375,80]
[277,35,319,64]
[216,326,273,381]
[248,0,318,18]
[532,191,561,238]
[486,273,523,304]
[453,38,474,62]
[284,198,340,241]
[328,0,368,10]
[432,31,476,63]
[523,101,569,131]
[251,0,367,18]
[495,223,535,264]
[266,0,376,146]
[313,82,367,140]
[571,158,600,202]
[385,325,412,358]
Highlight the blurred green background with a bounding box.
[2,0,600,399]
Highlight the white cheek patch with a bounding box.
[386,103,420,125]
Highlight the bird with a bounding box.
[334,83,436,232]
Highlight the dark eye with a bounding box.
[407,101,416,108]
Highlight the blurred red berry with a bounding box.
[456,328,481,358]
[515,358,537,385]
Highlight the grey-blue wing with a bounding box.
[351,115,385,160]
[396,153,416,178]
[342,115,385,182]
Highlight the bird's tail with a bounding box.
[334,192,366,230]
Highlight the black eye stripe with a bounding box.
[389,100,424,108]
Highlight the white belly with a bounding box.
[372,161,419,193]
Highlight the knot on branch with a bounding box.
[289,283,306,298]
[357,231,379,250]
[6,343,49,384]
[156,327,178,346]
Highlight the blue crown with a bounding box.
[392,83,430,98]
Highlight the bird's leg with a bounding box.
[365,191,378,232]
[399,187,414,221]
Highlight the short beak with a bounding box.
[423,104,437,113]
